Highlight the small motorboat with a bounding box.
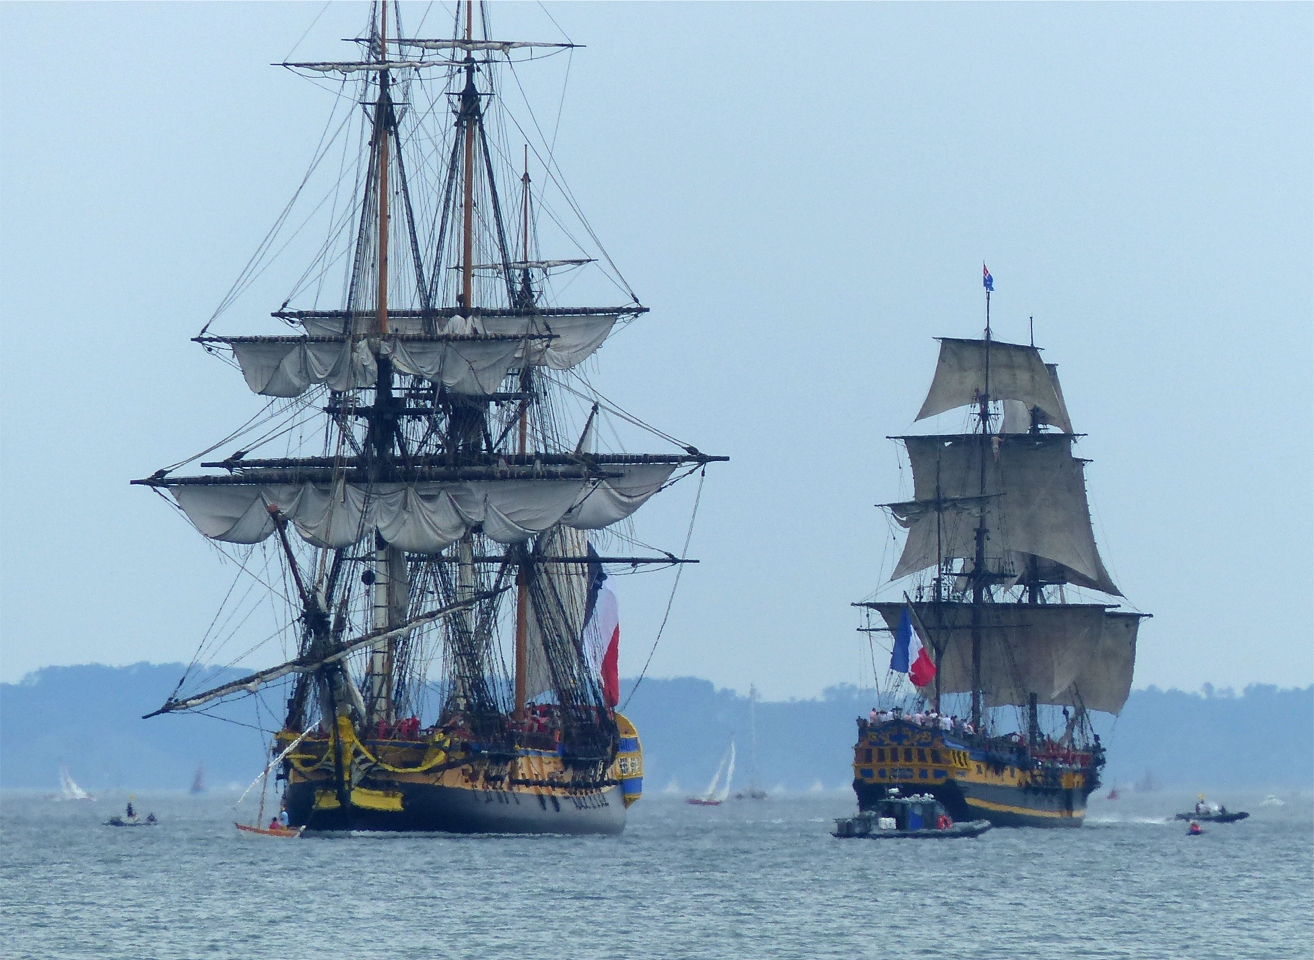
[1176,794,1248,823]
[833,790,991,839]
[235,821,303,838]
[1187,821,1203,835]
[105,813,157,827]
[1174,810,1248,824]
[105,797,156,827]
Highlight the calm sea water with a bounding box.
[2,788,1310,959]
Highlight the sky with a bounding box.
[1,2,1311,700]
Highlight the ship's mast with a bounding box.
[367,1,399,725]
[970,286,991,731]
[460,0,475,314]
[455,0,479,710]
[513,145,531,721]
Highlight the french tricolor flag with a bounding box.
[584,547,621,708]
[892,607,937,688]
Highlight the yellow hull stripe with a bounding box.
[966,796,1084,819]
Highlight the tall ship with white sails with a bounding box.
[137,3,721,834]
[853,275,1148,827]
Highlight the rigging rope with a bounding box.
[620,467,705,711]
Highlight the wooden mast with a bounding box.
[460,0,475,314]
[970,284,992,732]
[370,0,395,723]
[454,0,479,714]
[377,1,390,338]
[521,145,530,264]
[513,145,530,721]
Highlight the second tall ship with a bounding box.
[138,2,721,834]
[853,285,1148,827]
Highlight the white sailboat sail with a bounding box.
[714,742,736,803]
[59,764,92,801]
[697,740,736,802]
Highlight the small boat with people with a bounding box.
[1173,794,1248,824]
[236,821,304,838]
[833,788,992,839]
[105,797,156,827]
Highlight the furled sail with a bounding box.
[890,434,1120,595]
[222,334,530,399]
[396,39,578,53]
[167,464,676,552]
[297,311,620,369]
[481,313,617,370]
[216,311,623,399]
[284,60,441,74]
[870,602,1121,711]
[917,339,1073,433]
[561,462,676,529]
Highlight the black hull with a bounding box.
[855,778,1087,829]
[1174,811,1249,824]
[286,779,628,835]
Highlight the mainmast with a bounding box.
[969,280,992,731]
[366,2,402,726]
[513,144,532,721]
[460,0,475,314]
[452,0,480,715]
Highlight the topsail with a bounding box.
[916,338,1073,433]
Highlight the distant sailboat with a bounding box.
[59,764,94,801]
[687,740,735,806]
[190,764,205,795]
[735,686,768,800]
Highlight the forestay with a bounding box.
[917,339,1073,433]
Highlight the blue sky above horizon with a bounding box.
[1,2,1310,698]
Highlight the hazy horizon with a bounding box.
[2,2,1310,698]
